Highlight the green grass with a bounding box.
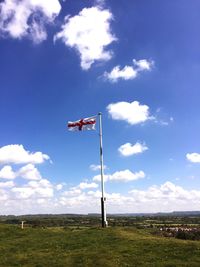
[0,224,200,267]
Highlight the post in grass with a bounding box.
[21,221,26,229]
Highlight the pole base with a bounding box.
[101,197,108,228]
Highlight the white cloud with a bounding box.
[62,182,99,198]
[12,178,53,199]
[109,170,145,182]
[55,183,64,191]
[0,189,9,201]
[63,188,82,197]
[186,153,200,163]
[104,65,137,82]
[54,6,116,70]
[0,165,16,179]
[2,178,200,214]
[28,178,53,198]
[0,145,54,213]
[18,164,42,180]
[129,181,197,203]
[11,187,34,199]
[93,169,145,182]
[90,164,107,171]
[0,144,50,165]
[1,144,199,214]
[0,181,14,188]
[78,182,98,190]
[106,181,200,213]
[0,0,61,43]
[30,0,61,18]
[29,19,47,42]
[133,59,153,71]
[59,181,197,214]
[107,100,154,125]
[103,59,154,82]
[118,142,148,157]
[0,164,45,181]
[87,190,102,197]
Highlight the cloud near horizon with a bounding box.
[129,181,199,203]
[54,6,116,70]
[1,180,200,215]
[93,169,145,182]
[0,146,199,215]
[0,144,56,211]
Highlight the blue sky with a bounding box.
[0,0,200,215]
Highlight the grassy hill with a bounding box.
[0,224,200,267]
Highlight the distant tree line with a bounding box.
[1,214,200,231]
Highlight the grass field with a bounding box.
[0,224,200,267]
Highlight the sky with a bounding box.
[0,0,200,215]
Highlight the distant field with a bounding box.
[0,224,200,267]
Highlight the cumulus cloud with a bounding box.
[0,145,55,214]
[2,178,200,214]
[0,144,50,165]
[77,182,99,190]
[132,59,153,71]
[12,178,53,199]
[129,181,199,204]
[63,188,82,197]
[54,6,116,70]
[103,59,154,82]
[106,182,200,213]
[58,181,200,214]
[62,182,99,198]
[186,153,200,163]
[118,142,148,157]
[18,164,42,180]
[104,65,137,82]
[55,183,64,191]
[107,100,154,125]
[11,187,33,199]
[0,181,14,188]
[93,169,145,182]
[0,164,44,181]
[0,165,16,179]
[0,0,61,43]
[0,189,9,201]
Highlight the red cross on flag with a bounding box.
[68,116,96,131]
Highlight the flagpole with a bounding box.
[98,112,107,228]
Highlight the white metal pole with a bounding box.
[98,112,107,227]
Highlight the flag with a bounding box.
[68,116,96,131]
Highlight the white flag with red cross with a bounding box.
[67,116,96,131]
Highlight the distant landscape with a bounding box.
[1,212,200,266]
